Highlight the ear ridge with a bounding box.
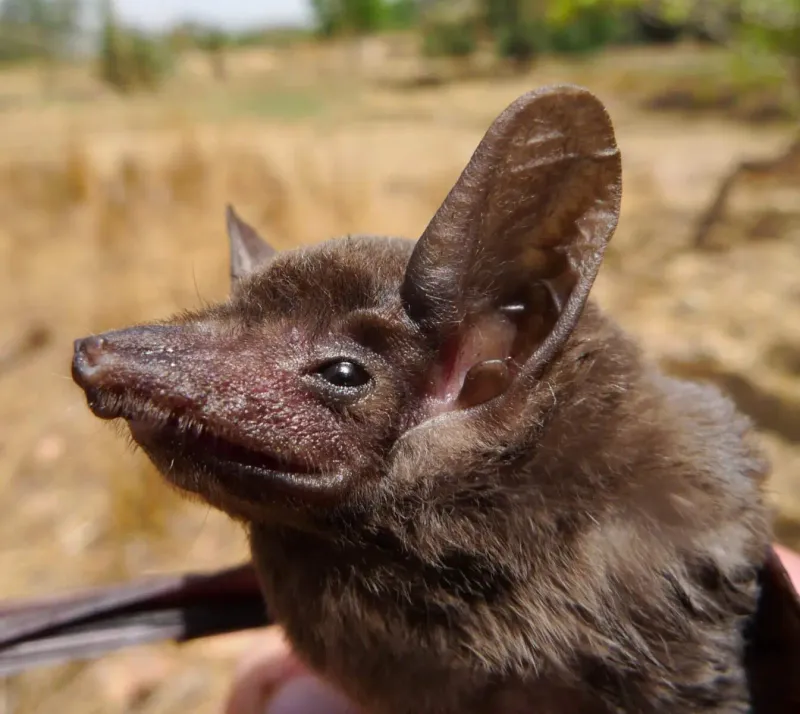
[226,205,276,288]
[401,84,622,386]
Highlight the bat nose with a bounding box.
[72,335,109,387]
[74,335,107,365]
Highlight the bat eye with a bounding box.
[317,360,371,389]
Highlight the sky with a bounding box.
[115,0,313,30]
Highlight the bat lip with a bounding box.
[126,414,351,508]
[149,438,349,510]
[127,415,319,478]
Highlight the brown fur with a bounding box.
[71,86,797,713]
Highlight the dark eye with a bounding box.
[317,360,371,389]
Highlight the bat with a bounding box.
[2,84,798,712]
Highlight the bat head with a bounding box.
[71,85,621,528]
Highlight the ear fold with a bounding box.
[226,205,276,288]
[745,546,800,713]
[400,85,621,414]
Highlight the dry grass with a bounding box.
[0,40,799,713]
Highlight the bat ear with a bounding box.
[400,85,621,416]
[226,205,276,288]
[745,546,800,713]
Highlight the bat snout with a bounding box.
[71,325,183,420]
[72,325,186,390]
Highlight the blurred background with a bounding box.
[0,0,798,710]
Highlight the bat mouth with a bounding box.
[130,415,348,509]
[82,385,326,484]
[129,405,349,509]
[127,417,318,478]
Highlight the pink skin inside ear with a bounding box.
[426,314,518,416]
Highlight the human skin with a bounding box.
[221,547,800,714]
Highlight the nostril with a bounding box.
[74,336,108,367]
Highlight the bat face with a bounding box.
[72,85,622,531]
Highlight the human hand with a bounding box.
[223,546,800,714]
[774,543,800,587]
[223,628,359,714]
